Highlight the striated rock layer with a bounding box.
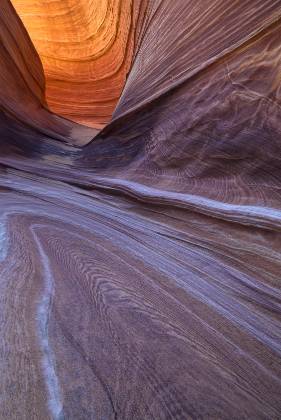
[1,0,281,419]
[11,0,147,128]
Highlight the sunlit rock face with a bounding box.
[1,0,281,419]
[0,0,97,145]
[11,0,145,128]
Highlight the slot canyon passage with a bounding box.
[1,0,281,418]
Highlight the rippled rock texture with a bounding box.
[1,0,281,419]
[11,0,145,128]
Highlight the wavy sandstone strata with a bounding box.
[11,0,146,128]
[0,0,281,419]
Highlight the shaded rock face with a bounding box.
[1,0,281,419]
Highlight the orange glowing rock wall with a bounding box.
[0,0,98,144]
[11,0,146,128]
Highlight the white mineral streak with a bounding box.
[32,227,64,420]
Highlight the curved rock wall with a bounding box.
[1,1,281,419]
[12,0,147,128]
[0,0,97,144]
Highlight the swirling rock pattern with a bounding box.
[1,0,281,419]
[11,0,146,128]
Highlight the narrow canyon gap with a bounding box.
[0,0,281,419]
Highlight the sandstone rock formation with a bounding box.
[11,0,146,128]
[0,0,281,418]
